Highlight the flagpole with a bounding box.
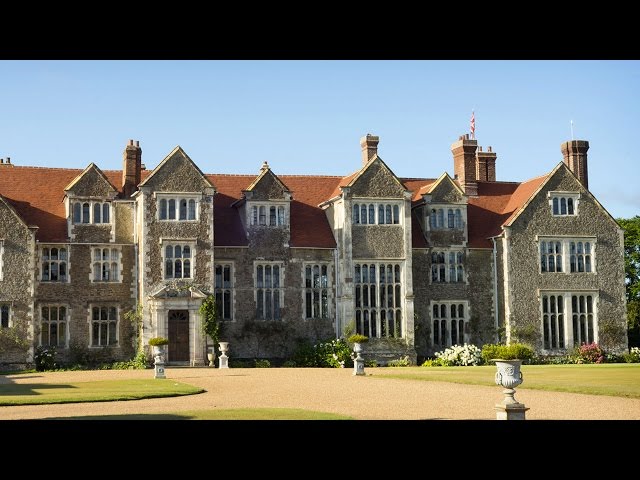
[570,120,574,140]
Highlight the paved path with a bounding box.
[1,367,639,420]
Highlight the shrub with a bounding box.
[623,347,640,363]
[421,358,445,367]
[148,337,169,346]
[481,343,535,364]
[347,334,369,344]
[34,345,57,371]
[365,359,378,367]
[572,342,605,364]
[291,338,353,368]
[229,359,253,368]
[387,355,411,367]
[254,359,271,368]
[281,360,297,368]
[435,344,483,366]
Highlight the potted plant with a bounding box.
[485,343,533,406]
[348,334,369,376]
[148,337,169,356]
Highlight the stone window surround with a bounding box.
[302,261,332,320]
[430,248,466,284]
[214,262,235,322]
[426,204,467,231]
[548,191,580,216]
[354,261,404,339]
[253,261,285,321]
[155,192,200,222]
[90,245,123,283]
[0,302,11,328]
[161,238,197,280]
[538,289,599,352]
[430,300,470,348]
[0,239,3,281]
[536,235,596,274]
[352,200,403,226]
[87,304,119,348]
[39,304,69,348]
[248,202,289,227]
[38,244,71,283]
[71,199,112,225]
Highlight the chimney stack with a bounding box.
[561,140,589,189]
[122,139,142,198]
[451,134,478,195]
[476,145,497,182]
[360,134,379,165]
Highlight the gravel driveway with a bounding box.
[1,367,639,420]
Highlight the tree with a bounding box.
[618,216,640,347]
[199,294,220,354]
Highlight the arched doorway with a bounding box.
[168,310,189,362]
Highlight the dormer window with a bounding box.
[549,192,580,216]
[250,204,287,226]
[157,194,199,221]
[429,207,463,230]
[72,201,110,224]
[352,202,401,225]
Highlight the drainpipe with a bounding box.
[334,247,339,339]
[491,236,499,342]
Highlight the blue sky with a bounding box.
[1,60,638,219]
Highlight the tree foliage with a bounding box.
[618,216,640,347]
[199,295,220,353]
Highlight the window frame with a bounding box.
[0,303,10,329]
[539,290,598,352]
[538,236,596,274]
[214,262,235,321]
[248,202,289,227]
[91,246,122,283]
[155,193,200,222]
[71,200,111,224]
[254,261,284,321]
[303,262,331,320]
[40,245,70,283]
[0,239,4,281]
[89,305,119,347]
[352,201,403,225]
[548,191,580,217]
[162,241,196,280]
[430,300,469,349]
[40,304,69,348]
[430,249,465,284]
[428,205,465,231]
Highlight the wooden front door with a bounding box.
[168,310,189,362]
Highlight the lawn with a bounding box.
[374,363,640,398]
[0,379,204,406]
[49,408,353,420]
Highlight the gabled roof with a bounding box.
[243,162,291,194]
[0,193,32,229]
[139,146,214,189]
[424,172,465,198]
[64,162,117,194]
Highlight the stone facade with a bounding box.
[0,134,628,368]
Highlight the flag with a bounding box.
[470,110,475,139]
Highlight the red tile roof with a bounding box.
[0,164,550,250]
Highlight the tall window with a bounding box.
[305,263,329,319]
[158,196,198,221]
[92,247,120,282]
[215,264,234,321]
[354,262,402,338]
[41,247,68,282]
[539,238,594,274]
[255,263,283,320]
[431,250,464,283]
[164,244,193,279]
[91,306,118,346]
[41,305,67,347]
[432,302,467,348]
[0,304,9,328]
[540,292,597,350]
[353,202,401,225]
[250,204,287,227]
[72,201,110,224]
[549,192,579,216]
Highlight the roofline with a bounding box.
[139,146,215,189]
[63,162,118,193]
[502,170,553,227]
[0,194,31,228]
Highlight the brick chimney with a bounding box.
[476,145,497,182]
[122,139,142,198]
[360,134,379,165]
[452,134,478,195]
[561,140,589,189]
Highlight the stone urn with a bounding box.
[152,345,166,379]
[353,342,365,376]
[218,341,229,368]
[493,359,528,420]
[207,347,216,367]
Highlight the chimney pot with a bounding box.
[129,139,134,146]
[6,157,10,164]
[561,140,589,189]
[136,140,140,147]
[488,146,492,152]
[478,146,482,152]
[0,158,3,164]
[360,134,380,165]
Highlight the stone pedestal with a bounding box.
[495,402,529,420]
[218,342,229,369]
[353,343,365,376]
[153,346,166,379]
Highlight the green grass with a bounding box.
[49,408,353,420]
[374,364,640,398]
[0,379,204,406]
